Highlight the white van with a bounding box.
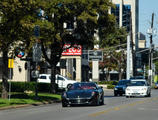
[37,74,77,89]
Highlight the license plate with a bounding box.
[77,99,81,103]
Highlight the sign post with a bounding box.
[88,50,103,83]
[8,59,14,101]
[32,25,42,99]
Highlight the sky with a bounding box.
[139,0,158,47]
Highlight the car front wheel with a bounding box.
[62,101,68,107]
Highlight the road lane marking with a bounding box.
[88,97,158,117]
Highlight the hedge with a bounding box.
[107,84,115,89]
[98,81,118,85]
[0,82,58,93]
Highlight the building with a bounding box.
[138,32,146,48]
[136,32,147,75]
[110,0,139,50]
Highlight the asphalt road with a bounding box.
[1,89,158,120]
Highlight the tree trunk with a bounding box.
[50,64,57,93]
[106,71,110,81]
[1,50,8,99]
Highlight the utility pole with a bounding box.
[148,13,154,86]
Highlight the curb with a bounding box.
[0,100,61,111]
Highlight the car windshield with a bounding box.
[129,81,146,86]
[69,83,97,90]
[118,80,130,85]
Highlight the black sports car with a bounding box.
[61,82,104,107]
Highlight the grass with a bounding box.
[0,92,61,108]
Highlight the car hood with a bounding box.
[66,89,94,98]
[126,86,147,90]
[67,80,77,83]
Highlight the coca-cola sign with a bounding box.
[62,44,82,56]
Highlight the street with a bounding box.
[0,89,158,120]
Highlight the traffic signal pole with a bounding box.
[148,13,154,86]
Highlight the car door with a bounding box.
[56,75,65,88]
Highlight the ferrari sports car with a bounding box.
[61,82,104,107]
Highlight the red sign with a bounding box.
[62,44,82,56]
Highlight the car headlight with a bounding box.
[141,88,147,91]
[123,87,126,90]
[126,88,130,91]
[91,91,96,96]
[114,88,118,90]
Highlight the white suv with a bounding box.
[37,74,77,89]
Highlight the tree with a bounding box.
[0,0,39,98]
[0,0,116,96]
[99,27,127,81]
[29,0,116,93]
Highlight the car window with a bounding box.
[58,76,64,80]
[39,76,46,79]
[129,81,146,86]
[118,80,129,85]
[70,83,97,90]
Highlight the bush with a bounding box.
[98,81,118,85]
[0,82,57,93]
[107,84,115,89]
[11,82,36,92]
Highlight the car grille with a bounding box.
[118,88,123,90]
[132,93,140,95]
[68,98,91,104]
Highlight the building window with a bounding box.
[122,5,131,32]
[111,4,120,26]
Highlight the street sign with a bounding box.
[62,44,82,56]
[88,50,103,61]
[33,43,42,62]
[8,59,14,68]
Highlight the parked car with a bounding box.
[61,82,104,107]
[125,79,151,98]
[114,80,131,96]
[154,82,158,89]
[37,74,77,89]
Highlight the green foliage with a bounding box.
[107,84,115,89]
[98,81,118,85]
[154,61,158,74]
[100,27,127,48]
[0,0,116,97]
[0,93,61,108]
[0,82,54,93]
